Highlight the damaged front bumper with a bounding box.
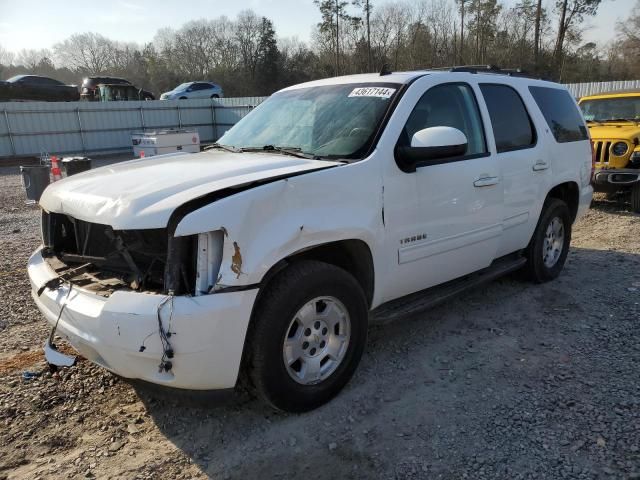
[28,247,258,390]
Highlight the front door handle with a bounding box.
[532,160,549,171]
[473,176,500,187]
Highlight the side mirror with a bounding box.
[395,126,468,173]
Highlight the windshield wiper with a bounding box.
[240,145,319,160]
[204,142,242,153]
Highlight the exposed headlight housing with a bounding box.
[195,231,224,295]
[612,141,628,157]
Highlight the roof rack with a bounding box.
[435,65,544,80]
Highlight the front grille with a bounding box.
[593,140,611,165]
[42,212,169,292]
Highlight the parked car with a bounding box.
[30,67,592,412]
[81,76,154,101]
[160,81,223,100]
[0,75,79,102]
[579,89,640,212]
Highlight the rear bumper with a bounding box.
[28,247,258,390]
[576,184,593,221]
[593,169,640,187]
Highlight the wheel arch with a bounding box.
[256,239,375,309]
[545,181,579,222]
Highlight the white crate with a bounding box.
[132,129,200,157]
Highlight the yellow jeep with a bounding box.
[579,90,640,212]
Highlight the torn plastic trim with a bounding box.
[43,281,77,369]
[44,339,76,368]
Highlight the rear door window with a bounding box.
[480,84,536,153]
[529,86,588,143]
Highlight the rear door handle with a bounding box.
[532,160,549,171]
[473,176,500,187]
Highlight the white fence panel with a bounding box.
[0,96,266,159]
[564,80,640,98]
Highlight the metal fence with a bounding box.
[4,80,640,159]
[0,96,267,159]
[564,80,640,99]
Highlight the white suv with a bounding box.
[29,68,593,412]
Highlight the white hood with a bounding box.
[40,151,338,230]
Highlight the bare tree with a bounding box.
[0,44,15,66]
[54,33,117,73]
[552,0,601,76]
[16,49,52,70]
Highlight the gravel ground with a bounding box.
[1,165,639,479]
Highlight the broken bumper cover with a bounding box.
[28,247,258,390]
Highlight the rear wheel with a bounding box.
[246,260,368,412]
[631,183,640,213]
[210,94,219,99]
[523,198,572,283]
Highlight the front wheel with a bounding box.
[245,260,368,412]
[523,198,572,283]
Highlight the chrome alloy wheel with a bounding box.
[282,296,351,385]
[543,216,565,268]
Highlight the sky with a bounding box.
[0,0,631,54]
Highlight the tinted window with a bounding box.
[399,83,487,156]
[87,77,130,87]
[480,84,536,153]
[528,87,588,143]
[191,83,207,91]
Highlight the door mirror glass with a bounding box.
[396,126,468,172]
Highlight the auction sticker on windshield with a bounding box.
[348,87,396,98]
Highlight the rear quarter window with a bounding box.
[529,86,588,143]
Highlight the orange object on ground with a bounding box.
[50,155,62,181]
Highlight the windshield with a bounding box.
[218,83,400,159]
[175,83,191,91]
[580,97,640,122]
[6,75,24,83]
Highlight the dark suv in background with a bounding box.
[81,76,155,101]
[0,75,80,102]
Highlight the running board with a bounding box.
[371,254,527,324]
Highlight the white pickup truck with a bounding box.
[29,67,593,412]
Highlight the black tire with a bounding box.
[523,198,572,283]
[179,96,187,100]
[631,183,640,213]
[245,260,368,412]
[210,94,219,99]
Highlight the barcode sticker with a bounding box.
[348,87,396,98]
